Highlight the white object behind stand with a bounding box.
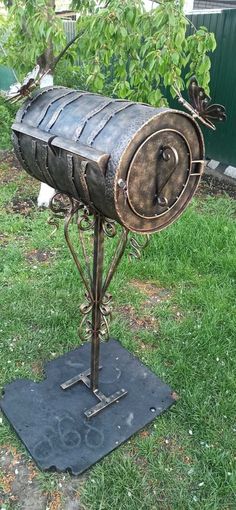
[37,73,56,207]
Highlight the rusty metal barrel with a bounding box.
[12,86,205,233]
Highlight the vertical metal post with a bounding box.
[90,214,104,391]
[56,200,129,417]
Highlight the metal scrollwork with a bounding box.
[99,293,113,341]
[78,290,112,342]
[129,234,150,259]
[49,193,129,344]
[49,192,81,216]
[79,293,93,342]
[77,206,95,231]
[48,193,78,233]
[102,219,117,238]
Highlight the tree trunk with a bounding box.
[37,0,56,73]
[37,0,56,207]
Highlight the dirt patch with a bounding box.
[130,280,185,323]
[131,279,171,306]
[25,249,56,264]
[118,304,158,332]
[0,150,22,169]
[171,391,180,402]
[6,195,37,216]
[0,151,22,184]
[47,491,62,510]
[0,445,42,509]
[198,173,236,200]
[0,233,9,248]
[159,435,193,465]
[171,304,185,322]
[0,443,87,510]
[31,361,44,377]
[0,152,39,202]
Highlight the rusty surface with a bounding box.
[12,86,205,233]
[11,86,208,418]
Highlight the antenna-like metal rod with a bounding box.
[90,214,104,391]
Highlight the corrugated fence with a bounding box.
[189,8,236,165]
[64,20,76,42]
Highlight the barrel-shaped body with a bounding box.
[13,86,205,233]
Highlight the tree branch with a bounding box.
[52,30,86,70]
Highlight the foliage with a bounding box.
[0,97,17,149]
[0,0,66,80]
[54,61,87,90]
[0,0,216,106]
[69,0,216,105]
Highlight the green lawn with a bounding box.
[0,154,235,509]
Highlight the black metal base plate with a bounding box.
[1,339,175,475]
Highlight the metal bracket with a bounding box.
[61,366,128,419]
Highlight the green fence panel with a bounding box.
[0,65,16,91]
[63,20,76,42]
[188,9,236,165]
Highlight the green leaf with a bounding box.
[94,74,104,90]
[155,13,167,31]
[120,27,127,38]
[198,56,211,74]
[209,33,217,51]
[172,52,179,65]
[175,29,185,48]
[126,8,136,26]
[169,12,176,27]
[198,41,204,53]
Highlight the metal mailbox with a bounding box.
[12,86,205,233]
[2,82,225,475]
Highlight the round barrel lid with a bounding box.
[127,129,190,219]
[115,112,205,233]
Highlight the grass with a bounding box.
[0,155,236,509]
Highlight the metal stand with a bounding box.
[50,195,149,418]
[61,212,128,418]
[1,194,175,475]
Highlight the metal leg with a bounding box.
[90,214,104,391]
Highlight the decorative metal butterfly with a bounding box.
[174,77,227,130]
[4,65,50,103]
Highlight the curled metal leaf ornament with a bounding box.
[102,219,117,238]
[100,293,113,341]
[77,207,95,231]
[79,294,94,342]
[129,235,150,259]
[49,193,76,218]
[48,193,78,233]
